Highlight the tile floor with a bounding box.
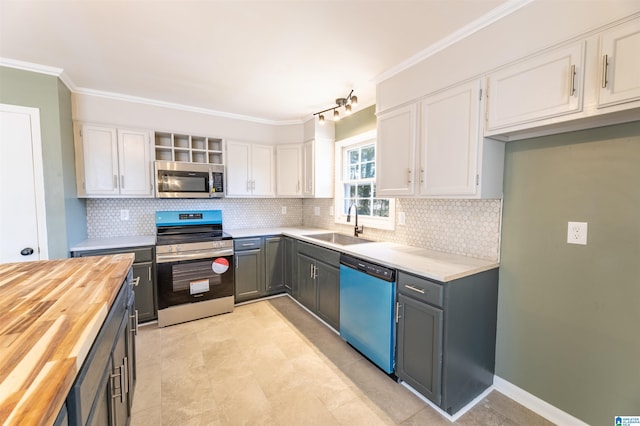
[130,296,554,425]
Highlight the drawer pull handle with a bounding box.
[241,243,254,247]
[601,54,608,88]
[405,284,425,294]
[132,277,140,287]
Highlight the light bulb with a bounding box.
[351,95,358,107]
[333,109,340,121]
[318,114,325,124]
[345,104,352,115]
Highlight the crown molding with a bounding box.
[374,0,535,84]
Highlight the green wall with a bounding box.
[497,121,640,425]
[335,104,376,141]
[0,66,86,258]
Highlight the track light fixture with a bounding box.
[313,89,358,124]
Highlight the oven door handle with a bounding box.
[156,249,234,264]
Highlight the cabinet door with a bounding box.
[108,317,129,426]
[598,18,640,108]
[117,129,152,196]
[284,237,296,294]
[396,294,443,406]
[315,261,339,330]
[126,293,137,415]
[251,144,275,196]
[302,140,315,197]
[82,125,120,196]
[226,141,252,196]
[296,253,317,311]
[419,81,480,196]
[376,104,417,196]
[264,237,285,293]
[87,366,110,426]
[486,41,585,132]
[132,262,155,322]
[276,144,302,197]
[235,249,262,302]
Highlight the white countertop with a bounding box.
[70,235,156,252]
[227,227,499,282]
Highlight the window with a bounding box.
[335,130,395,230]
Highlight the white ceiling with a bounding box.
[0,0,519,124]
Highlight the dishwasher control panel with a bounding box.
[340,254,396,282]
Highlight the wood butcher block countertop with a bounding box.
[0,254,134,426]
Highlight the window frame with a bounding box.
[334,130,395,231]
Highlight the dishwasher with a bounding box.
[339,254,397,374]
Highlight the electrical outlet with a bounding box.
[120,209,129,221]
[329,206,334,216]
[281,206,287,215]
[398,212,406,226]
[314,206,320,216]
[567,221,588,245]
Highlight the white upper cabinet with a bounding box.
[75,124,153,198]
[226,141,275,197]
[485,42,585,134]
[276,144,302,197]
[597,17,640,108]
[419,81,481,196]
[376,104,418,197]
[376,84,504,199]
[302,139,334,198]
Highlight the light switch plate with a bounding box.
[120,209,129,221]
[281,206,287,215]
[398,212,406,226]
[567,221,588,245]
[314,206,320,216]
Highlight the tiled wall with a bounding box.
[302,198,502,261]
[86,198,304,237]
[87,197,502,261]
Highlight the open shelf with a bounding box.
[154,131,224,165]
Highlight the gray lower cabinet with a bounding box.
[396,268,498,415]
[66,271,136,426]
[295,241,340,330]
[235,236,289,303]
[234,238,264,302]
[264,236,285,293]
[72,246,156,323]
[283,236,296,295]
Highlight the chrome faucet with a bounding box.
[346,203,364,237]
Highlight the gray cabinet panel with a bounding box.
[396,293,443,405]
[296,252,317,311]
[265,237,285,293]
[132,262,154,322]
[235,249,263,302]
[316,261,339,330]
[283,237,296,295]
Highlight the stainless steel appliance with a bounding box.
[339,254,397,374]
[155,210,234,327]
[155,160,224,198]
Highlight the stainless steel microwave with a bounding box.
[155,161,224,198]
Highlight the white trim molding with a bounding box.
[374,0,535,84]
[493,376,590,426]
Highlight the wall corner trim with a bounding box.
[493,376,590,426]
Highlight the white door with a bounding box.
[276,144,302,197]
[225,141,251,196]
[376,104,417,196]
[82,125,119,196]
[302,140,314,197]
[251,144,275,197]
[0,104,48,262]
[419,81,480,196]
[118,129,152,196]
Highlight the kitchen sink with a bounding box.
[304,233,374,245]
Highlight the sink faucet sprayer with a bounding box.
[346,203,364,237]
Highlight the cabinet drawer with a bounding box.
[234,238,263,251]
[397,271,444,308]
[297,241,340,266]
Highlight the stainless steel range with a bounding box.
[155,210,234,327]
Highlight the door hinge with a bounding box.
[476,174,480,186]
[479,88,483,101]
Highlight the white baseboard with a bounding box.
[493,376,590,426]
[400,381,495,422]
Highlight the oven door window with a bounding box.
[172,260,221,293]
